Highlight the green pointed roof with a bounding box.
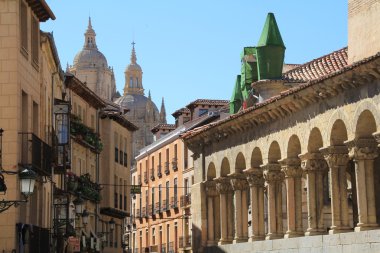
[230,75,243,114]
[257,13,285,48]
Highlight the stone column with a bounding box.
[215,177,233,245]
[205,180,218,246]
[280,158,304,238]
[346,138,379,231]
[230,174,249,243]
[262,163,284,240]
[245,167,265,241]
[321,145,351,234]
[300,153,328,236]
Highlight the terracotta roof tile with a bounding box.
[186,99,230,109]
[172,107,190,117]
[283,47,348,83]
[151,123,176,133]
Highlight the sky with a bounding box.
[41,1,348,124]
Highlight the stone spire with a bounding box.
[84,17,97,49]
[131,41,137,64]
[159,97,167,124]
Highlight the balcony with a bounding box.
[168,242,174,253]
[136,209,141,219]
[157,164,162,177]
[180,194,191,207]
[150,168,155,180]
[144,171,148,184]
[179,235,192,249]
[172,158,178,171]
[164,161,170,175]
[19,132,52,176]
[170,196,178,209]
[141,207,147,218]
[70,115,103,153]
[162,199,168,212]
[161,243,166,253]
[155,201,161,214]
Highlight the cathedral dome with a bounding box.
[73,49,108,68]
[114,94,159,120]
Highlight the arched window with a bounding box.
[130,77,133,87]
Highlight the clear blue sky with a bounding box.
[41,1,347,124]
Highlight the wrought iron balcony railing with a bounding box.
[164,161,170,175]
[157,164,162,177]
[172,158,178,171]
[19,132,52,176]
[170,196,178,209]
[179,235,192,248]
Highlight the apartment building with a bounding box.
[129,99,228,253]
[0,0,56,251]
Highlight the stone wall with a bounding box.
[206,230,380,253]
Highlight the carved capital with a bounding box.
[279,158,302,178]
[345,138,378,160]
[299,153,328,173]
[215,177,233,194]
[320,146,349,168]
[204,180,218,197]
[230,178,249,191]
[262,163,284,183]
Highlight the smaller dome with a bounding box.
[73,49,108,68]
[126,62,142,72]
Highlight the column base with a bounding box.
[354,223,379,232]
[329,226,352,234]
[218,239,233,245]
[265,233,284,240]
[233,237,248,244]
[305,228,326,236]
[284,231,304,238]
[248,235,265,242]
[206,240,218,246]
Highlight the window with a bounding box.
[114,133,119,162]
[145,189,148,215]
[158,184,162,207]
[174,144,178,159]
[130,77,133,87]
[166,181,169,204]
[20,0,28,55]
[151,187,155,212]
[31,15,39,65]
[174,178,178,201]
[184,145,188,169]
[198,108,208,116]
[184,178,189,196]
[119,138,123,165]
[152,227,156,245]
[136,77,139,87]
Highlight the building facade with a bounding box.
[130,99,229,253]
[183,1,380,252]
[0,0,56,251]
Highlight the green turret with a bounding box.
[255,13,285,80]
[240,47,258,100]
[230,75,242,114]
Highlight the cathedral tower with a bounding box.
[115,43,167,162]
[69,17,117,101]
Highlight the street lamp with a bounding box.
[73,195,85,215]
[0,128,37,213]
[109,218,115,232]
[82,209,89,225]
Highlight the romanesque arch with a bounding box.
[354,110,377,138]
[220,157,230,177]
[268,141,281,163]
[251,147,263,168]
[307,127,323,153]
[207,162,216,180]
[235,152,246,173]
[330,119,348,145]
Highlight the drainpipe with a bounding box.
[95,108,100,238]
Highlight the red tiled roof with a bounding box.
[283,47,348,83]
[151,123,176,133]
[186,99,230,109]
[172,107,190,117]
